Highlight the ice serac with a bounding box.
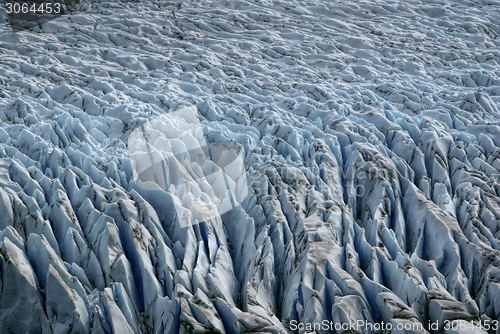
[45,265,90,333]
[0,239,50,333]
[1,0,500,332]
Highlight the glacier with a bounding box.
[1,0,500,333]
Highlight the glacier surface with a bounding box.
[1,0,500,333]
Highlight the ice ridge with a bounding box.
[1,0,500,333]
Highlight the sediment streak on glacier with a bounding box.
[1,0,500,333]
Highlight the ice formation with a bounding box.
[0,0,500,333]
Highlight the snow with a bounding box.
[1,0,500,332]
